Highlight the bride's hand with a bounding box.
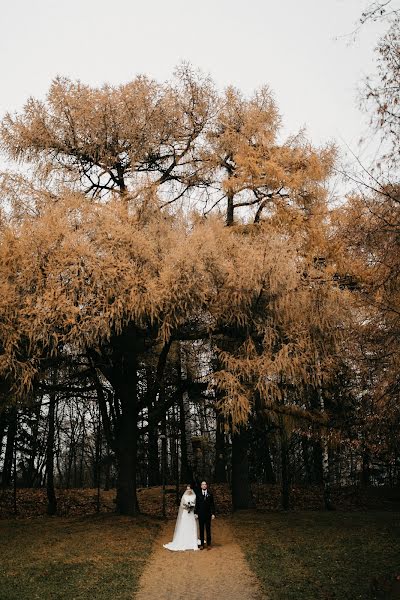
[194,514,198,519]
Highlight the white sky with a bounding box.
[0,0,390,161]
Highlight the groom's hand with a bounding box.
[212,514,215,520]
[194,514,198,519]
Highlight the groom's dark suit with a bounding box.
[195,488,216,547]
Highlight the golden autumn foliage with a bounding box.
[206,85,336,225]
[213,243,354,429]
[3,65,395,513]
[0,65,216,201]
[0,191,312,398]
[332,188,400,440]
[0,65,335,227]
[0,66,358,448]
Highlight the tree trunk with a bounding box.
[78,416,86,487]
[226,191,234,226]
[27,400,42,487]
[214,410,227,483]
[46,389,57,516]
[301,437,313,485]
[312,441,324,484]
[280,430,290,510]
[232,426,254,510]
[115,364,139,515]
[315,355,335,510]
[148,422,160,486]
[179,343,194,483]
[0,410,7,466]
[361,447,371,486]
[264,437,276,484]
[2,406,17,488]
[321,436,334,510]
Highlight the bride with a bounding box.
[163,484,199,551]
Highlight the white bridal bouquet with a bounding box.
[183,500,195,513]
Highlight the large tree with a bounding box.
[0,188,308,512]
[0,66,344,514]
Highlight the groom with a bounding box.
[194,480,216,550]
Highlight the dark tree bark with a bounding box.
[1,406,17,488]
[362,447,371,486]
[214,410,227,483]
[179,392,192,483]
[148,423,160,486]
[46,389,58,515]
[226,191,234,226]
[0,411,6,464]
[145,366,160,486]
[312,441,324,485]
[91,328,142,515]
[90,327,172,515]
[27,400,42,487]
[232,426,254,510]
[178,354,193,484]
[114,365,139,515]
[301,437,312,484]
[263,437,276,484]
[280,430,290,510]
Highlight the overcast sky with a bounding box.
[0,0,390,163]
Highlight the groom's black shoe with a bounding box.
[199,545,205,550]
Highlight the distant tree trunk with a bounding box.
[280,429,290,510]
[65,443,73,488]
[179,344,194,484]
[148,423,160,486]
[27,400,42,487]
[301,437,312,484]
[317,385,335,511]
[13,417,18,514]
[161,409,170,484]
[264,437,276,484]
[214,410,227,483]
[232,426,254,510]
[361,447,371,486]
[78,416,86,487]
[46,389,58,515]
[179,393,191,483]
[2,406,17,488]
[103,452,112,491]
[314,354,335,510]
[95,405,102,512]
[312,441,324,484]
[321,436,334,510]
[0,411,6,464]
[143,363,161,487]
[169,412,178,485]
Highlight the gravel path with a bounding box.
[135,517,265,600]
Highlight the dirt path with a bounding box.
[135,517,265,600]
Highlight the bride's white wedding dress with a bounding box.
[163,492,199,551]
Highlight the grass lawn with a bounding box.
[233,511,400,600]
[0,514,160,600]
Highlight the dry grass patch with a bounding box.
[0,514,160,600]
[233,510,400,600]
